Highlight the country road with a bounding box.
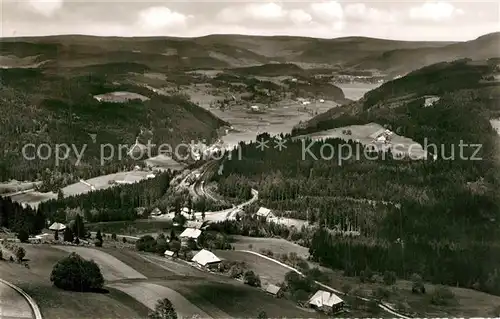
[0,278,42,319]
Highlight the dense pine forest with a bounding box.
[212,60,500,295]
[38,171,172,223]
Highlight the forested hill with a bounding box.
[0,67,227,183]
[212,58,500,295]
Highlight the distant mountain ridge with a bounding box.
[1,32,498,75]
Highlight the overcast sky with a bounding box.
[1,1,499,41]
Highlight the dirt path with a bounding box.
[109,282,212,319]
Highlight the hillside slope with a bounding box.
[0,67,227,183]
[0,33,497,74]
[212,58,500,301]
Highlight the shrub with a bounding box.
[96,230,103,242]
[122,237,127,243]
[411,273,425,294]
[136,235,157,252]
[372,287,391,301]
[17,230,29,243]
[296,259,310,273]
[430,286,456,306]
[16,247,26,262]
[360,268,374,283]
[63,227,74,242]
[341,284,352,295]
[244,270,261,287]
[228,264,246,278]
[383,271,397,285]
[148,298,177,319]
[74,237,80,245]
[50,252,104,291]
[94,239,103,247]
[257,311,267,319]
[9,256,14,262]
[111,233,117,241]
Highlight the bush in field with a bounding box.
[296,259,310,273]
[50,252,104,292]
[359,268,374,283]
[383,271,397,285]
[411,273,426,294]
[257,311,267,319]
[16,247,26,262]
[96,230,103,242]
[136,235,157,252]
[94,239,103,247]
[122,237,127,243]
[429,286,456,305]
[111,233,117,241]
[372,287,391,301]
[17,230,29,243]
[148,298,177,319]
[244,270,261,287]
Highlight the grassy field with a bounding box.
[228,236,500,317]
[102,248,328,318]
[216,249,380,317]
[0,245,149,319]
[0,180,40,194]
[52,246,147,281]
[109,281,212,318]
[292,122,428,160]
[230,235,310,259]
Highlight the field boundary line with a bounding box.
[237,250,412,319]
[0,278,43,319]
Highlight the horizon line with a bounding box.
[1,31,498,42]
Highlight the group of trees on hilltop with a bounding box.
[38,171,172,223]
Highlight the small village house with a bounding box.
[179,228,202,246]
[256,207,273,220]
[191,249,221,270]
[263,284,283,298]
[164,250,175,258]
[308,290,344,314]
[151,207,162,216]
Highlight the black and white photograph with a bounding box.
[0,0,499,318]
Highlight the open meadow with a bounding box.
[0,245,149,319]
[226,236,500,317]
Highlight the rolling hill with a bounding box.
[211,58,500,299]
[1,32,498,74]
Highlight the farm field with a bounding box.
[53,246,147,281]
[0,245,149,319]
[230,235,310,259]
[0,180,40,195]
[216,250,375,317]
[292,122,429,160]
[109,282,212,319]
[226,236,500,317]
[216,250,290,285]
[9,170,154,208]
[144,154,186,171]
[103,248,327,318]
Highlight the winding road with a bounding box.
[0,278,42,319]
